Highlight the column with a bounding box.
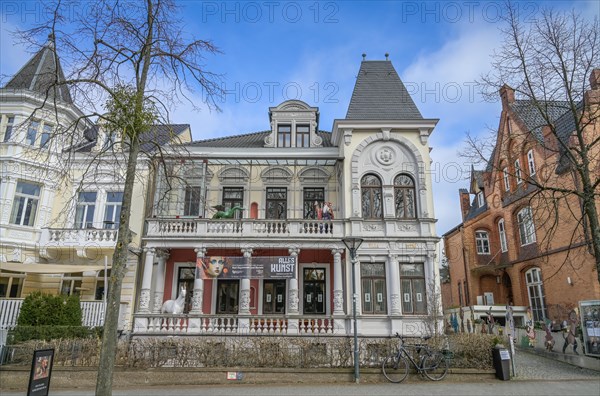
[191,247,206,314]
[138,247,155,313]
[287,247,300,315]
[152,249,169,313]
[239,248,253,315]
[332,248,344,315]
[389,254,401,315]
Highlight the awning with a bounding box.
[0,262,111,274]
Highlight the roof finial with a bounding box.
[47,33,55,48]
[385,53,389,60]
[362,53,366,61]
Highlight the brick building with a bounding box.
[443,69,600,326]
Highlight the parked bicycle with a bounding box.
[382,333,449,382]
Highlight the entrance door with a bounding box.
[303,268,325,315]
[177,267,195,313]
[263,280,286,314]
[217,280,239,314]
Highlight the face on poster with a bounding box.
[198,256,229,278]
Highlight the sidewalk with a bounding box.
[511,347,599,380]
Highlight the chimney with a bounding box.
[499,84,515,108]
[590,69,600,90]
[585,69,600,104]
[459,189,471,221]
[542,125,558,155]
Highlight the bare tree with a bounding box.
[15,1,222,394]
[464,3,600,282]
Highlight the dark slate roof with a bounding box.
[464,198,488,221]
[3,42,73,104]
[189,130,333,148]
[73,124,190,152]
[509,100,569,140]
[346,61,422,120]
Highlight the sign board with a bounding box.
[226,371,243,380]
[27,349,54,396]
[499,350,511,360]
[579,300,600,357]
[197,256,296,279]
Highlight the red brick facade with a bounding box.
[443,70,600,322]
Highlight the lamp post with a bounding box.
[342,237,363,384]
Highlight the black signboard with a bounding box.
[28,349,54,396]
[197,256,296,279]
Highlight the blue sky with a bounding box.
[1,1,598,236]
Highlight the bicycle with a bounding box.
[382,333,449,382]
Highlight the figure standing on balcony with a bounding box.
[314,201,323,220]
[322,202,334,220]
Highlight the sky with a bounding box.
[1,0,598,236]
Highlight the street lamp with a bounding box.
[342,237,363,384]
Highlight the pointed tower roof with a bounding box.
[3,37,73,104]
[345,59,422,120]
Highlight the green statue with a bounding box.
[212,205,244,219]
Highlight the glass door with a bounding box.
[303,268,325,314]
[263,280,286,314]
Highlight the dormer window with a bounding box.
[277,124,291,147]
[296,125,310,147]
[477,191,485,207]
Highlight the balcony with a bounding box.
[145,218,340,241]
[39,228,118,259]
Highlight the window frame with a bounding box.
[40,124,52,149]
[217,280,239,314]
[502,167,510,192]
[400,263,427,315]
[0,271,25,298]
[514,159,522,185]
[525,267,547,321]
[60,273,83,296]
[498,219,508,252]
[9,181,41,227]
[361,174,383,219]
[26,120,39,146]
[303,187,324,219]
[3,116,15,142]
[295,124,310,148]
[477,191,485,208]
[360,263,387,314]
[475,230,490,255]
[394,174,416,219]
[517,207,536,246]
[104,191,123,228]
[527,149,536,176]
[265,187,287,219]
[75,191,97,229]
[277,124,291,148]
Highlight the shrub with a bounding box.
[447,333,497,369]
[8,326,102,344]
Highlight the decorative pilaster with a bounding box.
[138,247,156,313]
[287,247,300,315]
[332,248,344,315]
[152,249,169,313]
[191,247,206,314]
[239,248,253,314]
[389,254,401,315]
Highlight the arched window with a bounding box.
[475,230,490,254]
[527,149,536,176]
[525,267,547,321]
[517,207,536,246]
[498,219,508,252]
[394,174,416,218]
[361,174,383,219]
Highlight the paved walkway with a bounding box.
[511,348,598,380]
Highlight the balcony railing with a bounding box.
[39,228,118,259]
[145,218,340,239]
[133,313,339,335]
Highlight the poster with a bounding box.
[197,256,296,279]
[28,349,54,396]
[579,300,600,357]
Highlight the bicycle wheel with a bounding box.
[382,354,409,383]
[422,351,448,381]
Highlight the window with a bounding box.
[95,269,110,300]
[458,281,463,306]
[266,187,287,219]
[502,167,510,192]
[517,207,536,245]
[498,219,508,252]
[0,271,25,298]
[40,124,52,149]
[103,132,116,150]
[477,191,485,207]
[277,124,291,147]
[525,267,547,321]
[177,267,195,313]
[303,268,326,314]
[296,124,310,147]
[75,191,97,229]
[361,174,383,219]
[400,263,426,314]
[10,182,41,227]
[394,174,416,218]
[183,186,201,216]
[475,230,490,254]
[527,150,536,176]
[217,280,239,314]
[3,116,14,142]
[514,159,522,184]
[26,121,39,146]
[223,187,244,211]
[104,191,123,228]
[303,187,324,219]
[361,263,386,314]
[60,273,83,296]
[263,280,286,314]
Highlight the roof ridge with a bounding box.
[191,130,270,144]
